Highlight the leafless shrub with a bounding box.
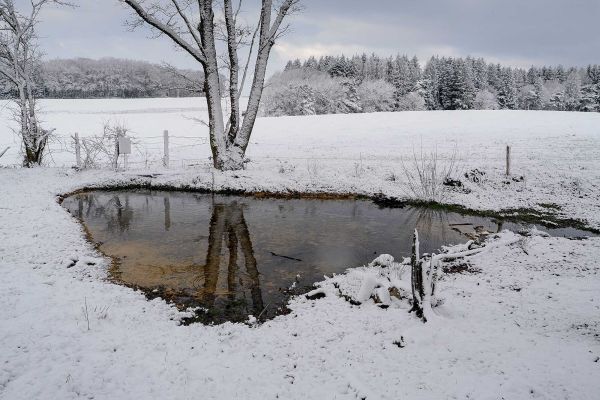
[353,154,365,178]
[82,297,90,331]
[306,158,321,181]
[76,122,132,169]
[81,298,110,331]
[94,304,110,320]
[401,145,458,202]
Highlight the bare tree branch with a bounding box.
[121,0,207,64]
[237,19,259,101]
[168,0,205,54]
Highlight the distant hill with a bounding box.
[34,57,206,99]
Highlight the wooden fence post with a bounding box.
[409,229,425,321]
[74,132,81,168]
[506,145,511,176]
[163,130,169,168]
[113,132,119,170]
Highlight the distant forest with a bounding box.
[260,54,600,116]
[0,58,205,99]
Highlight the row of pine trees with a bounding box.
[277,54,600,114]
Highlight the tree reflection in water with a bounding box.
[73,193,135,233]
[199,201,264,319]
[68,193,267,323]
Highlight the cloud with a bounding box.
[274,42,388,60]
[32,0,600,73]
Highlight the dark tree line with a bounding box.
[0,57,206,99]
[262,54,600,116]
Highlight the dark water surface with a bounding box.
[62,190,590,323]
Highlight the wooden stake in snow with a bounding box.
[113,129,121,171]
[163,130,169,168]
[506,145,511,176]
[409,229,426,321]
[0,146,9,159]
[74,133,81,168]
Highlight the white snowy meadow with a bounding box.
[1,0,600,398]
[1,99,600,399]
[2,98,600,226]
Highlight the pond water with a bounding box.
[62,190,590,324]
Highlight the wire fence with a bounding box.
[2,130,599,172]
[39,131,213,169]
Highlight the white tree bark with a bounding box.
[122,0,299,171]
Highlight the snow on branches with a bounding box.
[0,0,71,166]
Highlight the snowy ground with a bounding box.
[2,98,600,228]
[1,99,600,399]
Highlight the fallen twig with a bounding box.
[269,251,302,262]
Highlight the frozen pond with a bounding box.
[62,190,590,323]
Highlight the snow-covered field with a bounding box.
[2,98,600,226]
[1,99,600,399]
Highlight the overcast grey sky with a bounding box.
[37,0,600,73]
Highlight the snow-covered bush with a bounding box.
[261,69,349,116]
[356,79,394,112]
[544,80,567,110]
[306,158,322,181]
[396,92,426,111]
[474,89,499,110]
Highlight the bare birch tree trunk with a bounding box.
[122,0,299,171]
